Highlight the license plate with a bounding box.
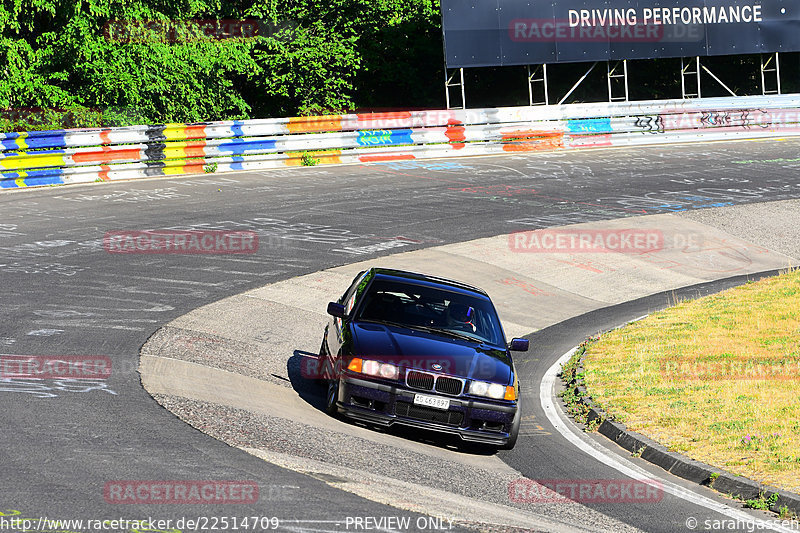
[413,394,450,410]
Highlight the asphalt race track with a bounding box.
[2,138,800,532]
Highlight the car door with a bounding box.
[325,269,369,361]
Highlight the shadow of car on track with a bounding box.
[287,349,497,456]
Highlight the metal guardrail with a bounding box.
[2,95,800,189]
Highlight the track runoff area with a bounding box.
[3,135,800,531]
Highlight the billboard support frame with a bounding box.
[607,60,630,102]
[445,68,466,110]
[558,62,599,105]
[681,57,702,98]
[527,64,549,106]
[761,52,782,95]
[701,63,737,97]
[442,54,786,109]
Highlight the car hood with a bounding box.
[350,322,513,384]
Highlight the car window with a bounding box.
[355,279,505,346]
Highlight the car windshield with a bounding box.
[355,278,505,346]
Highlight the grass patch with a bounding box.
[558,337,599,429]
[581,269,800,494]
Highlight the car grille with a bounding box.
[395,402,464,426]
[435,376,463,395]
[406,370,435,390]
[405,370,464,396]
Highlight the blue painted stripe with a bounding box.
[0,172,22,188]
[2,135,69,151]
[23,128,68,136]
[230,121,244,137]
[0,148,67,157]
[217,139,277,155]
[23,173,66,187]
[567,118,612,134]
[1,139,22,150]
[1,168,65,188]
[357,129,414,147]
[19,133,68,150]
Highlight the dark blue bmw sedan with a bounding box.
[315,267,528,450]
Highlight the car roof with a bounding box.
[369,267,489,298]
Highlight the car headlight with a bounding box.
[355,358,399,380]
[469,380,489,396]
[469,380,516,400]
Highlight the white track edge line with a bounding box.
[540,347,796,533]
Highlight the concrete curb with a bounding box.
[565,348,800,517]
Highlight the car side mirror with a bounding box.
[509,338,529,351]
[327,302,346,318]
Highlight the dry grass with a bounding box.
[583,269,800,492]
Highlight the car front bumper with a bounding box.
[336,376,517,446]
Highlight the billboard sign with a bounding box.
[441,0,800,67]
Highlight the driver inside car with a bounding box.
[446,302,476,333]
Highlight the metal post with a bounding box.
[543,64,549,105]
[761,52,782,95]
[527,64,549,106]
[607,60,629,102]
[696,57,702,99]
[623,59,630,102]
[701,64,736,97]
[558,62,598,105]
[445,68,466,110]
[680,57,687,99]
[680,57,701,99]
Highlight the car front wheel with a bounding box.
[315,338,330,386]
[324,359,342,417]
[499,404,521,450]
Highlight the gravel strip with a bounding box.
[153,393,641,532]
[679,199,800,261]
[143,325,296,389]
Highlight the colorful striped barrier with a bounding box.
[3,94,800,189]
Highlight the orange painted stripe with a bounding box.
[99,130,112,145]
[182,162,205,174]
[98,164,111,181]
[502,139,564,152]
[284,150,342,166]
[359,154,416,162]
[287,116,343,134]
[184,124,207,139]
[183,140,207,158]
[501,130,562,141]
[445,119,466,150]
[72,147,142,163]
[502,130,564,152]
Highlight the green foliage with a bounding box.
[0,0,444,129]
[300,151,320,166]
[744,492,779,511]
